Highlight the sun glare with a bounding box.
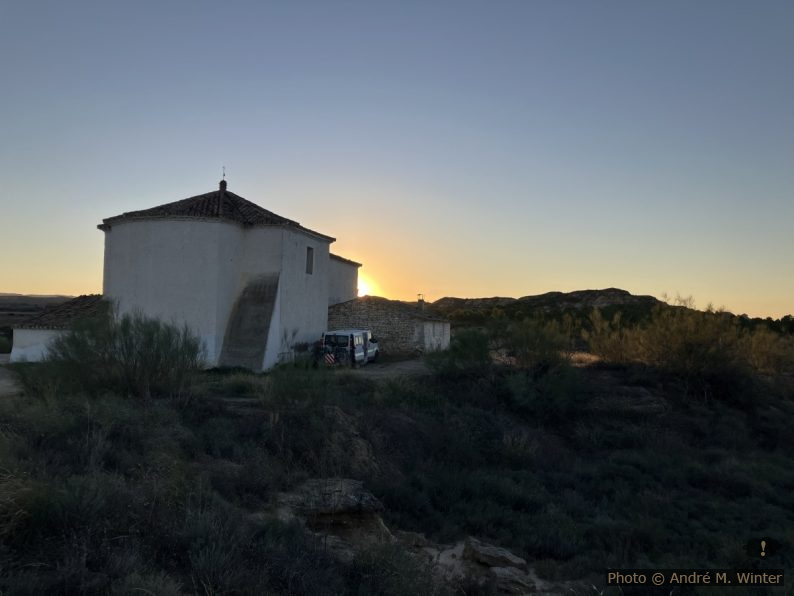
[358,279,371,297]
[357,273,379,297]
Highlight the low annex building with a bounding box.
[328,296,450,354]
[10,295,105,362]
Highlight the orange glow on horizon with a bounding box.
[357,272,381,297]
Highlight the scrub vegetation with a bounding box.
[1,304,793,594]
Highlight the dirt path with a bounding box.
[344,358,431,380]
[0,357,22,398]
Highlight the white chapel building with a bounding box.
[100,180,361,370]
[12,180,360,370]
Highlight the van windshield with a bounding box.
[324,334,349,348]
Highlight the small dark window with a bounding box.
[306,246,314,274]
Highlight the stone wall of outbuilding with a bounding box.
[328,296,449,354]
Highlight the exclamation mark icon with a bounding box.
[761,541,766,556]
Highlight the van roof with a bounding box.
[325,329,371,336]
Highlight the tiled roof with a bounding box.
[15,295,107,330]
[98,182,335,242]
[330,253,362,267]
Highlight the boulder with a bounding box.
[275,478,393,552]
[277,478,384,517]
[394,530,431,548]
[489,566,536,594]
[464,537,528,571]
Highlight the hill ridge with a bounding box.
[432,287,661,312]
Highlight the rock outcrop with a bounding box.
[463,536,528,570]
[271,478,393,561]
[406,536,538,594]
[264,478,579,595]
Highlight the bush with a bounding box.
[505,365,583,424]
[427,328,492,377]
[345,543,441,596]
[41,308,203,399]
[739,326,794,375]
[583,298,794,404]
[505,318,570,374]
[582,309,634,363]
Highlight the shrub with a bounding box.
[427,328,492,377]
[266,366,331,404]
[42,309,203,399]
[583,298,794,404]
[0,469,32,538]
[739,325,794,375]
[632,303,755,404]
[183,494,253,593]
[345,543,441,596]
[505,366,583,424]
[204,371,269,397]
[505,318,570,374]
[582,309,634,364]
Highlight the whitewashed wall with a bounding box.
[9,329,64,362]
[103,219,239,365]
[328,257,359,305]
[277,230,330,359]
[422,321,451,352]
[236,227,284,370]
[102,218,332,370]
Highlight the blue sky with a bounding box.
[1,0,792,316]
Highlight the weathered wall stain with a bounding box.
[219,274,279,369]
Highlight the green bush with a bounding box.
[583,298,794,404]
[582,309,634,363]
[40,309,203,399]
[345,543,441,596]
[505,365,583,424]
[505,318,570,374]
[739,325,794,375]
[427,328,492,377]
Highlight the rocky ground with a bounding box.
[259,478,582,595]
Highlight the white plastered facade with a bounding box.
[101,217,345,371]
[9,329,65,363]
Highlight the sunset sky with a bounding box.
[1,1,792,317]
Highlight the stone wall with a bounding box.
[328,297,430,354]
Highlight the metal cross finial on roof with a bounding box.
[222,166,226,180]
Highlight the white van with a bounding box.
[322,329,379,366]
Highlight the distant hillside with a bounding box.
[432,288,660,315]
[0,295,75,338]
[0,295,73,308]
[429,288,794,336]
